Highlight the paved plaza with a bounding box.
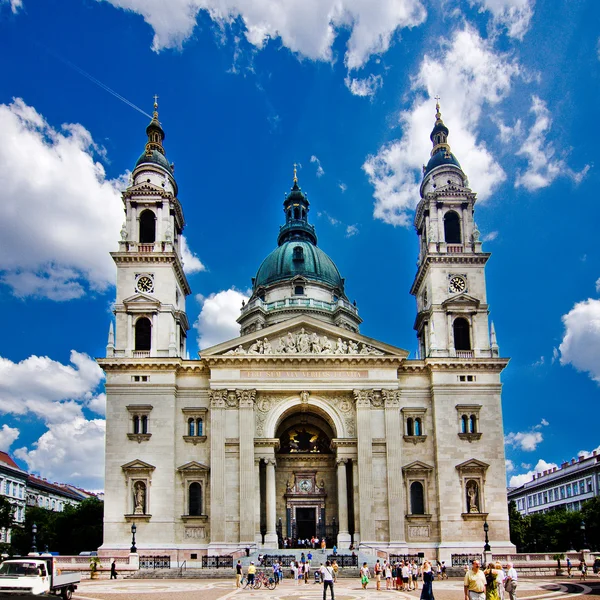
[72,577,596,600]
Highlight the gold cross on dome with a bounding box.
[293,163,298,183]
[153,94,159,108]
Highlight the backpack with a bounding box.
[486,572,496,589]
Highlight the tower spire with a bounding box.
[430,97,451,158]
[144,95,166,158]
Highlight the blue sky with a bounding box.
[0,0,598,491]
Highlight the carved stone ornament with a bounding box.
[237,389,256,408]
[224,327,384,356]
[209,390,227,408]
[382,389,401,407]
[226,391,238,408]
[257,397,272,413]
[353,389,373,408]
[256,412,266,437]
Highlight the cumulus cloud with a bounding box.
[181,235,206,274]
[15,417,105,491]
[0,99,128,300]
[102,0,427,71]
[0,425,20,452]
[515,96,588,191]
[0,0,22,13]
[509,458,558,488]
[505,459,515,472]
[311,155,325,177]
[363,26,517,226]
[344,74,383,97]
[483,231,498,242]
[596,278,600,293]
[317,211,359,238]
[558,298,600,383]
[346,224,359,237]
[339,182,347,193]
[194,288,250,350]
[505,418,548,451]
[471,0,535,40]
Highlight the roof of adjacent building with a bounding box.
[27,474,85,501]
[0,451,26,474]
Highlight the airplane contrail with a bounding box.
[38,42,153,120]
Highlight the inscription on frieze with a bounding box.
[241,370,368,379]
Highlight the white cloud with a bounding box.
[0,0,22,13]
[363,26,517,226]
[0,99,126,300]
[497,118,522,144]
[483,231,498,242]
[194,288,250,350]
[14,417,105,491]
[532,356,544,367]
[318,211,340,226]
[102,0,427,71]
[345,224,359,237]
[505,459,514,472]
[181,235,206,274]
[509,458,558,488]
[0,350,105,421]
[344,74,383,97]
[578,445,600,459]
[0,425,20,452]
[558,298,600,383]
[310,155,325,177]
[515,96,588,191]
[471,0,535,40]
[595,278,600,293]
[339,182,347,193]
[87,392,107,417]
[505,418,548,451]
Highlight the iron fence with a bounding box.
[201,555,234,569]
[140,555,171,569]
[329,554,358,567]
[451,554,482,567]
[390,554,423,565]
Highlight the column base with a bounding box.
[337,532,351,547]
[263,533,278,548]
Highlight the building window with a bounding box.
[139,209,156,243]
[183,408,207,444]
[444,211,461,244]
[188,482,202,516]
[410,482,425,515]
[293,246,304,261]
[127,405,153,441]
[453,317,471,351]
[402,408,427,443]
[135,317,152,351]
[294,285,304,295]
[587,478,593,493]
[457,405,482,440]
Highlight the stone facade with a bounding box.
[99,102,515,563]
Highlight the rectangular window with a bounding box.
[543,492,548,503]
[566,485,572,497]
[587,478,593,493]
[528,496,532,507]
[561,486,565,499]
[580,481,585,494]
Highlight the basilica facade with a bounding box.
[98,101,515,561]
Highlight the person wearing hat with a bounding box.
[246,561,256,588]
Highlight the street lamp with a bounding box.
[483,520,491,552]
[130,523,137,553]
[581,520,587,550]
[31,523,37,554]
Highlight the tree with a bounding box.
[581,497,600,550]
[508,501,527,551]
[0,495,15,531]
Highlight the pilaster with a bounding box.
[354,389,374,543]
[209,390,226,545]
[238,389,256,544]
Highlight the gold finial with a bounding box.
[434,95,441,120]
[153,94,159,119]
[293,163,298,183]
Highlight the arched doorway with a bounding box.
[273,410,343,546]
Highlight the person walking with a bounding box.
[495,562,505,600]
[413,561,420,591]
[246,562,256,588]
[464,560,487,600]
[361,562,371,589]
[505,563,518,600]
[385,561,393,590]
[580,560,588,581]
[110,560,118,580]
[332,559,339,582]
[567,558,572,578]
[235,560,243,588]
[484,563,501,600]
[321,560,335,600]
[374,559,383,590]
[421,561,435,600]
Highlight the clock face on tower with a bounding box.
[136,275,154,294]
[449,275,466,294]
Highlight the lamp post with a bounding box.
[31,523,37,554]
[483,521,491,552]
[130,523,137,553]
[581,520,587,551]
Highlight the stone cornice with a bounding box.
[410,253,490,296]
[97,358,205,373]
[203,355,404,368]
[110,251,191,296]
[426,358,509,372]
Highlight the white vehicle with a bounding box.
[0,556,79,599]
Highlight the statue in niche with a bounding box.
[134,481,146,514]
[466,480,479,513]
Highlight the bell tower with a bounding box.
[107,99,191,359]
[410,101,499,359]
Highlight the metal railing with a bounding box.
[140,555,171,569]
[202,555,234,568]
[261,554,296,567]
[328,554,358,567]
[451,554,482,567]
[389,554,423,565]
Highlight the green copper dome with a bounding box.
[135,149,172,171]
[254,240,344,290]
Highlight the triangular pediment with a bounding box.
[441,293,480,309]
[177,461,210,473]
[456,458,489,472]
[121,459,155,471]
[402,460,434,473]
[125,181,168,195]
[123,293,161,307]
[200,315,408,359]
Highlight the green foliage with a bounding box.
[581,497,600,550]
[508,501,526,550]
[0,496,16,531]
[10,499,103,556]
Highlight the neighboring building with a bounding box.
[26,475,83,513]
[0,452,27,543]
[508,452,600,515]
[99,101,514,562]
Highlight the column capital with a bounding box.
[336,458,349,466]
[209,389,227,408]
[353,389,374,408]
[237,388,256,408]
[264,457,276,466]
[382,389,400,407]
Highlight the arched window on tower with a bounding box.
[453,317,471,351]
[139,210,156,243]
[414,418,422,436]
[410,481,425,514]
[135,317,152,351]
[293,246,304,261]
[469,415,477,433]
[406,417,414,436]
[188,418,195,437]
[189,482,202,516]
[444,211,461,244]
[196,418,203,436]
[294,207,300,219]
[461,415,468,433]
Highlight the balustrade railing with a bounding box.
[133,351,150,358]
[138,244,155,253]
[447,244,464,253]
[451,553,482,567]
[456,350,474,358]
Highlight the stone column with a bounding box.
[383,390,406,548]
[127,313,132,356]
[354,390,374,542]
[264,458,278,547]
[336,458,351,545]
[352,459,360,543]
[151,313,157,357]
[254,457,261,545]
[209,391,227,547]
[238,390,256,544]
